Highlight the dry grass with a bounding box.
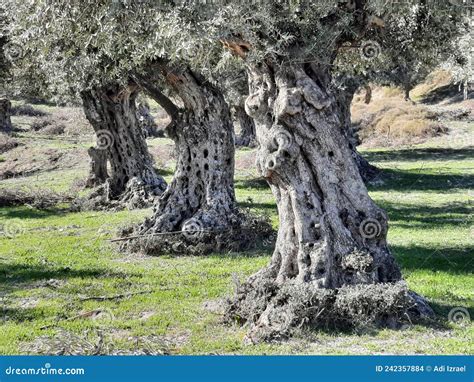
[411,70,454,100]
[352,87,448,147]
[30,107,91,136]
[0,133,22,154]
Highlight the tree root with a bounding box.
[72,177,164,211]
[119,209,274,256]
[225,276,434,343]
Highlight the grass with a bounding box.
[0,104,473,355]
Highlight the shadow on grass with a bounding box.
[235,177,270,191]
[0,306,50,324]
[368,168,473,192]
[154,167,175,177]
[0,207,69,220]
[363,147,474,163]
[418,83,473,105]
[237,201,276,214]
[0,262,134,292]
[380,201,472,230]
[391,244,474,275]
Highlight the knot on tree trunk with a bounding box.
[260,127,299,178]
[245,88,270,120]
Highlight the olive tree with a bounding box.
[8,0,468,340]
[5,0,168,209]
[9,0,260,251]
[366,3,468,101]
[443,32,473,101]
[200,0,465,341]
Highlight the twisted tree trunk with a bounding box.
[234,105,256,147]
[227,62,431,341]
[0,99,12,134]
[85,147,108,188]
[130,66,251,254]
[338,82,380,183]
[81,84,166,209]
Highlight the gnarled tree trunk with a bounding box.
[129,65,253,254]
[80,84,166,209]
[226,62,431,342]
[0,99,12,134]
[338,78,379,183]
[85,146,108,188]
[234,105,256,147]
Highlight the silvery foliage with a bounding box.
[3,0,469,98]
[442,32,473,87]
[331,2,468,91]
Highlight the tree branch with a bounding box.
[133,73,180,120]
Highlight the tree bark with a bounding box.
[234,105,256,147]
[131,65,250,254]
[227,62,430,341]
[364,85,372,104]
[0,99,12,134]
[404,84,414,103]
[338,79,379,183]
[80,84,166,209]
[85,147,108,188]
[136,101,159,138]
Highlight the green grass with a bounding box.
[0,117,472,355]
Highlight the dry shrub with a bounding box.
[121,208,274,256]
[54,107,91,136]
[31,116,66,135]
[11,104,48,117]
[30,107,90,136]
[411,70,453,99]
[226,278,432,343]
[351,86,448,147]
[21,328,173,355]
[0,187,73,208]
[0,133,21,154]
